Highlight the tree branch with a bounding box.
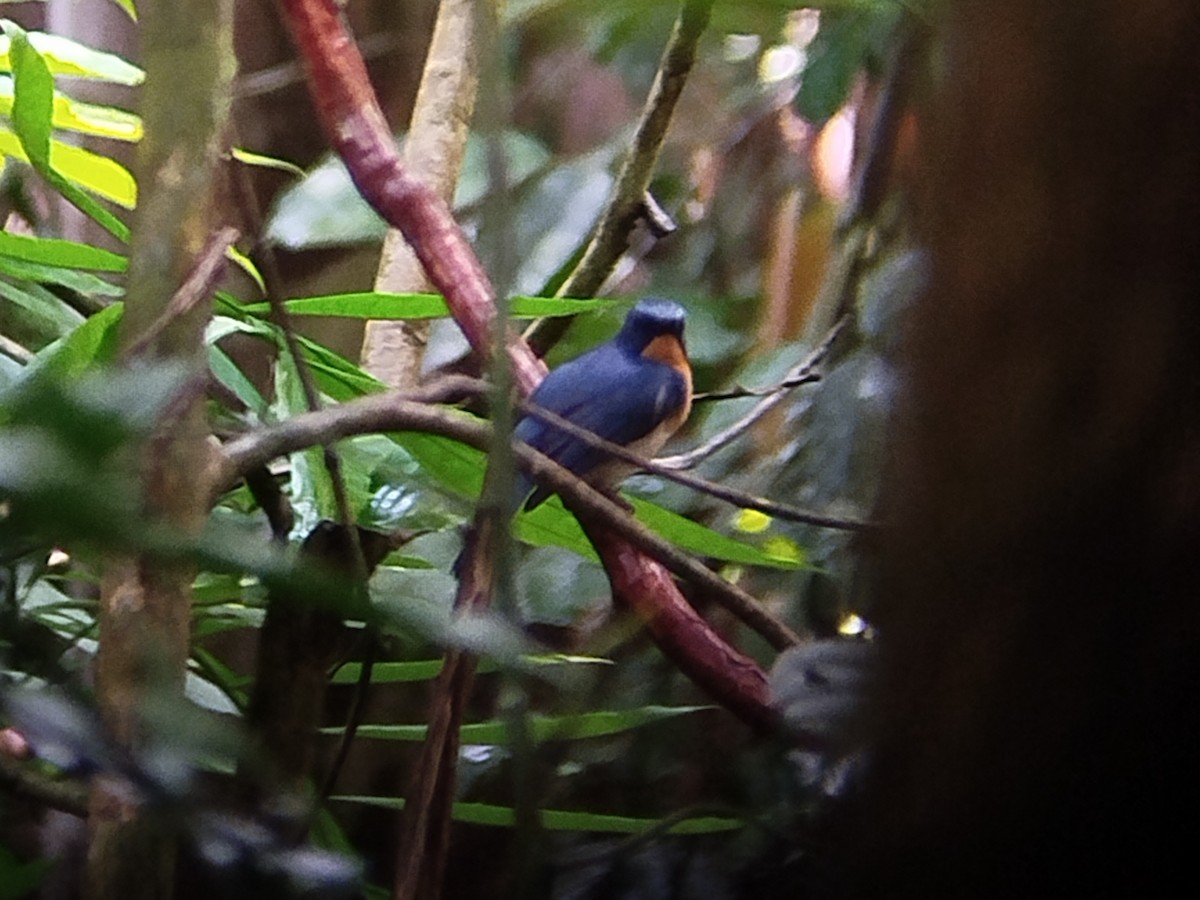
[216,382,807,658]
[276,0,778,733]
[525,0,715,357]
[658,316,848,471]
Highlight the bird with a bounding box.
[514,297,692,511]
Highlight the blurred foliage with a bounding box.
[0,1,919,896]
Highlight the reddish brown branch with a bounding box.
[276,0,776,730]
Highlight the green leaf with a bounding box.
[795,5,901,123]
[0,277,84,334]
[330,659,447,685]
[0,254,122,299]
[629,498,809,570]
[0,29,144,84]
[0,231,127,272]
[106,0,138,22]
[231,146,305,179]
[0,129,138,208]
[0,21,133,239]
[31,301,123,377]
[208,345,268,419]
[516,494,807,569]
[2,20,54,166]
[240,292,609,320]
[331,796,743,834]
[224,244,265,293]
[329,653,611,685]
[328,705,711,744]
[0,75,142,142]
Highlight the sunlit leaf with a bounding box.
[630,498,808,569]
[0,129,137,207]
[106,0,138,23]
[240,293,610,320]
[231,146,305,179]
[0,75,142,141]
[224,244,265,293]
[0,231,127,272]
[0,29,144,84]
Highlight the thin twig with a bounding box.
[0,752,88,817]
[524,0,715,357]
[518,396,872,532]
[693,371,821,403]
[658,316,848,471]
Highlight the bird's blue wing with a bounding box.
[514,343,687,506]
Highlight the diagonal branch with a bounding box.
[276,0,777,735]
[215,385,805,656]
[525,0,716,357]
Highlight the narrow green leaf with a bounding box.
[0,277,84,333]
[224,245,265,293]
[231,147,305,179]
[0,30,144,84]
[331,796,743,834]
[208,345,268,419]
[329,653,611,685]
[330,660,447,685]
[2,20,54,167]
[0,231,127,272]
[0,75,142,141]
[0,254,122,298]
[241,293,608,320]
[629,498,809,570]
[0,129,138,208]
[329,705,711,744]
[106,0,138,22]
[30,301,123,376]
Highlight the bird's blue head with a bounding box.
[614,298,687,356]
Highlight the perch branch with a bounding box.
[216,384,805,655]
[524,0,715,357]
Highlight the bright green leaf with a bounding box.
[0,231,127,272]
[240,293,609,320]
[231,147,305,179]
[224,245,265,293]
[0,29,144,84]
[630,498,808,570]
[106,0,138,22]
[0,254,122,298]
[2,20,54,167]
[0,75,142,141]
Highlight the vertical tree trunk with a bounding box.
[839,2,1200,897]
[86,3,235,899]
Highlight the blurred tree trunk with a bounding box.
[840,2,1200,897]
[86,3,235,900]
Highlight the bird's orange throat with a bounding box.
[641,334,693,425]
